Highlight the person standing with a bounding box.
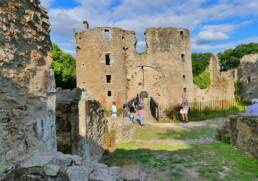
[111,102,117,117]
[180,88,189,123]
[138,107,145,126]
[129,103,136,124]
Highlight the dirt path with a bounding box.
[147,117,227,129]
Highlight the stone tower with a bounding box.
[76,23,193,109]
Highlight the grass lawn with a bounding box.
[102,122,258,181]
[134,124,217,140]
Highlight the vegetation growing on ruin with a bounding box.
[192,53,211,76]
[51,43,76,89]
[189,106,245,121]
[193,71,211,89]
[218,43,258,71]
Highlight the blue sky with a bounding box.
[41,0,258,56]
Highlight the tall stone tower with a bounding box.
[76,27,128,107]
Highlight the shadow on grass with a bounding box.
[135,124,217,141]
[102,142,258,181]
[155,127,217,140]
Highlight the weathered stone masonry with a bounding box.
[56,88,108,162]
[0,0,56,174]
[76,25,193,109]
[0,1,142,180]
[217,115,258,159]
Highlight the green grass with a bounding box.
[193,71,211,89]
[134,124,217,140]
[102,121,258,181]
[103,142,258,181]
[189,103,246,121]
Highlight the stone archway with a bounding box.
[127,65,164,100]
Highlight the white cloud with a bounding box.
[40,0,54,8]
[46,0,258,54]
[195,24,236,44]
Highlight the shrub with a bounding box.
[104,127,116,151]
[164,104,182,121]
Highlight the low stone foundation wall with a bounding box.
[56,88,81,154]
[217,114,258,158]
[77,92,107,162]
[106,117,135,144]
[1,151,143,181]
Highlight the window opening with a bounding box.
[105,54,110,65]
[106,75,111,83]
[107,91,112,97]
[104,29,110,41]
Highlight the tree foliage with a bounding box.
[192,53,212,76]
[218,43,258,71]
[51,43,76,89]
[193,71,211,89]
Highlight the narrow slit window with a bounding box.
[180,31,184,40]
[105,54,110,65]
[181,54,185,62]
[247,76,251,84]
[40,120,44,138]
[104,29,110,41]
[107,91,112,97]
[182,74,186,80]
[106,75,111,83]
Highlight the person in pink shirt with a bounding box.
[138,96,145,126]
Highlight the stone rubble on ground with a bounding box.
[1,151,143,181]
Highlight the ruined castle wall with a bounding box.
[56,88,81,154]
[194,56,235,102]
[126,28,193,108]
[78,92,107,162]
[237,54,258,100]
[217,115,258,159]
[76,28,128,108]
[76,26,193,109]
[0,0,56,174]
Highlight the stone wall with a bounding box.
[76,25,193,109]
[56,88,81,154]
[0,0,56,174]
[56,89,107,162]
[1,151,143,181]
[217,114,258,159]
[106,117,135,144]
[78,91,107,162]
[237,54,258,100]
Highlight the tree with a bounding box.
[192,53,212,76]
[51,43,76,89]
[218,43,258,71]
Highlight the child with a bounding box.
[111,102,117,117]
[129,104,136,124]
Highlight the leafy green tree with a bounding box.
[218,43,258,71]
[192,53,212,76]
[193,71,211,89]
[51,43,76,89]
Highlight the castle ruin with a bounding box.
[76,25,194,109]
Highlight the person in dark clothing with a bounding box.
[129,103,136,124]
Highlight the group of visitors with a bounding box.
[112,89,189,124]
[122,94,145,126]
